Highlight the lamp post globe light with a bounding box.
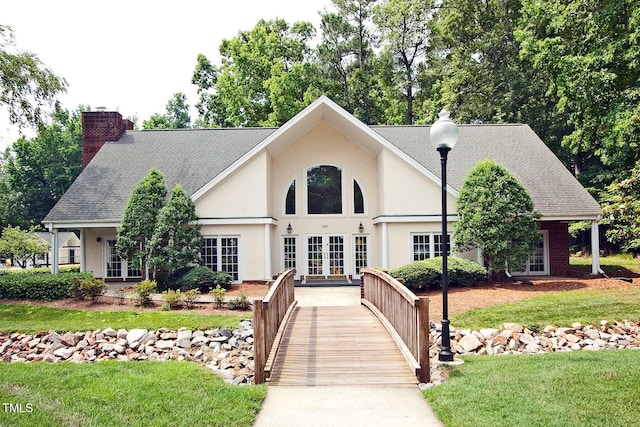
[430,109,458,363]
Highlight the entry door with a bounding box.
[306,235,345,278]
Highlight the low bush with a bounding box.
[228,294,251,310]
[161,288,201,310]
[388,257,486,291]
[72,277,107,302]
[179,266,217,291]
[133,280,157,307]
[212,285,226,308]
[182,289,200,310]
[162,289,183,310]
[0,272,93,300]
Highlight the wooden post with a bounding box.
[253,299,265,384]
[417,296,430,383]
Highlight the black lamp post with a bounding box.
[430,109,458,363]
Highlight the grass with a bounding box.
[451,287,640,330]
[570,253,640,275]
[451,287,640,329]
[0,361,266,427]
[0,304,248,333]
[424,350,640,427]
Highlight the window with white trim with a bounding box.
[412,233,451,261]
[283,236,296,270]
[201,236,240,281]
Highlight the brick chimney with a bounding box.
[82,109,134,168]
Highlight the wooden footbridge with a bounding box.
[253,269,430,385]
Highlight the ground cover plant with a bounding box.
[450,287,640,330]
[0,304,247,333]
[570,254,640,276]
[424,350,640,427]
[0,360,266,427]
[426,278,640,426]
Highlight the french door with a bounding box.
[306,234,345,278]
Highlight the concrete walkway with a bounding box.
[253,287,444,427]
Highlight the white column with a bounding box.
[50,228,59,274]
[591,219,600,275]
[79,229,86,273]
[381,222,389,268]
[264,224,272,280]
[476,247,484,266]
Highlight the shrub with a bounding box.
[0,272,92,300]
[212,285,226,308]
[228,294,251,310]
[211,271,233,290]
[179,266,217,291]
[133,280,157,307]
[182,289,200,310]
[162,289,183,310]
[72,277,107,302]
[388,257,486,291]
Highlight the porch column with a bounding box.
[49,228,59,274]
[381,222,389,269]
[264,223,272,280]
[591,219,600,275]
[79,229,86,272]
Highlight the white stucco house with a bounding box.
[43,96,602,282]
[35,231,80,267]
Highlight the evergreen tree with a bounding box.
[454,160,541,276]
[148,184,203,274]
[116,169,167,277]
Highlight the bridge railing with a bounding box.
[360,268,430,383]
[253,269,297,384]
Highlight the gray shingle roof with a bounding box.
[44,122,601,224]
[373,124,602,218]
[44,128,276,223]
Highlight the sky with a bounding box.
[1,0,331,147]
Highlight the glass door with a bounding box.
[306,234,346,278]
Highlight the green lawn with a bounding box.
[0,361,266,427]
[0,304,248,333]
[451,287,640,330]
[428,281,640,427]
[424,350,640,427]
[571,253,640,275]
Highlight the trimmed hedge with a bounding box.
[0,272,93,300]
[388,257,486,291]
[164,266,233,292]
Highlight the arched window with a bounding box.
[285,180,296,215]
[307,165,342,214]
[354,179,364,214]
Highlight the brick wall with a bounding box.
[540,221,569,276]
[82,111,134,168]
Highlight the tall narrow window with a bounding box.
[283,236,296,270]
[413,235,430,261]
[285,180,296,215]
[307,165,342,214]
[353,180,364,214]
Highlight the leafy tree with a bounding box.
[192,19,320,127]
[601,160,640,255]
[373,0,435,124]
[317,0,386,124]
[148,184,202,274]
[0,225,49,268]
[516,0,640,188]
[0,25,67,129]
[427,0,569,160]
[2,105,83,228]
[142,92,191,129]
[116,169,167,277]
[454,160,540,276]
